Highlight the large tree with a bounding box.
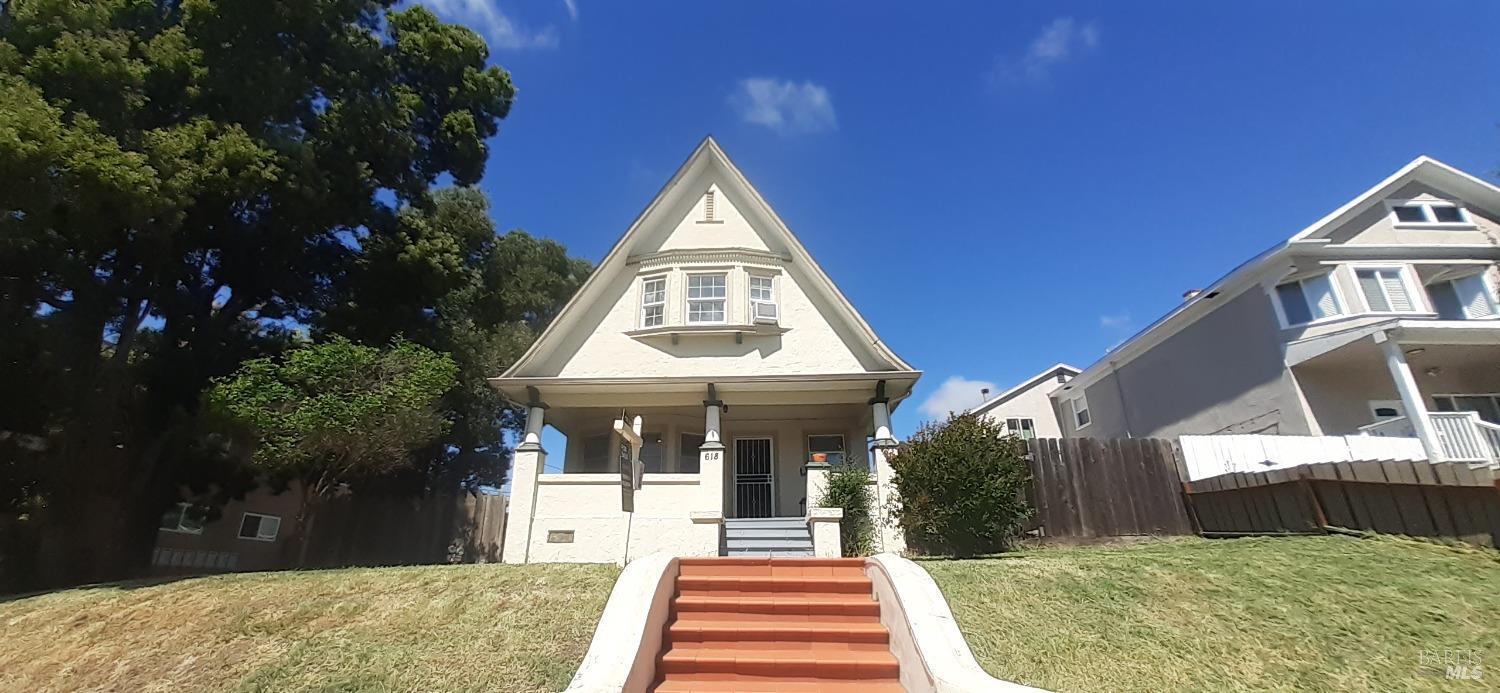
[0,0,524,588]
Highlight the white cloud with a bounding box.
[918,376,999,421]
[990,17,1100,84]
[729,78,838,135]
[419,0,559,50]
[1099,312,1131,329]
[562,0,578,21]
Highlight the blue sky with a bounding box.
[417,1,1500,438]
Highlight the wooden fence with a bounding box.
[307,491,507,567]
[1184,459,1500,547]
[1024,438,1195,538]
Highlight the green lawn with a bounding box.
[923,535,1499,692]
[0,562,618,693]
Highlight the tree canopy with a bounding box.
[0,0,587,590]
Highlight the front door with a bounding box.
[733,437,774,518]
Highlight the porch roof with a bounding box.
[488,371,921,410]
[1286,318,1500,367]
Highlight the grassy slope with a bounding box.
[0,563,619,693]
[924,536,1499,692]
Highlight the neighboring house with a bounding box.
[152,485,506,574]
[1052,156,1500,464]
[490,137,920,563]
[966,363,1080,439]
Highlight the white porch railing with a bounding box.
[1357,412,1500,464]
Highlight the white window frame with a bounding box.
[159,502,206,535]
[1068,396,1091,430]
[1351,264,1424,314]
[686,272,728,325]
[748,274,777,323]
[237,512,281,542]
[1269,271,1346,328]
[639,275,667,328]
[1385,199,1475,229]
[1430,271,1500,320]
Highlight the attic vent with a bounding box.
[703,189,716,222]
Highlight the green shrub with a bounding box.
[818,461,875,557]
[888,414,1031,556]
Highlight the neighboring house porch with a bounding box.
[1290,319,1500,463]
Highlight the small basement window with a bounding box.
[159,502,206,535]
[238,512,281,542]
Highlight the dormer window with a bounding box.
[640,276,666,327]
[1389,200,1473,227]
[686,273,727,323]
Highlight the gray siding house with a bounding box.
[1053,157,1500,464]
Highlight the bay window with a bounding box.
[640,276,666,327]
[1428,273,1498,320]
[1356,267,1418,313]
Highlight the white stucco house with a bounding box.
[490,137,919,563]
[967,363,1080,439]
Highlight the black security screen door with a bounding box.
[734,438,774,518]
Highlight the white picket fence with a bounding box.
[1177,434,1426,481]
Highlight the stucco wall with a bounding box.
[976,375,1068,439]
[1330,182,1500,247]
[1059,288,1312,438]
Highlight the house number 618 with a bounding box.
[703,451,721,461]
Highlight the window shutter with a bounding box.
[1304,275,1339,319]
[1455,274,1497,318]
[1380,271,1413,311]
[1357,270,1389,311]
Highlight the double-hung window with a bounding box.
[1356,267,1418,313]
[687,273,727,324]
[1390,200,1472,227]
[1067,396,1091,430]
[1005,417,1037,440]
[640,276,666,328]
[1428,273,1498,320]
[1274,273,1341,325]
[749,275,777,323]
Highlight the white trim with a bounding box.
[748,273,777,325]
[498,137,918,381]
[1351,264,1424,314]
[732,435,776,519]
[1384,198,1477,230]
[967,363,1082,416]
[638,274,666,329]
[1068,395,1091,430]
[1269,270,1346,328]
[685,271,728,325]
[237,511,281,542]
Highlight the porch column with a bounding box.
[869,381,904,553]
[1375,332,1444,462]
[503,390,548,564]
[699,385,726,517]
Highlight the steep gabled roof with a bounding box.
[497,136,916,380]
[967,363,1080,416]
[1289,155,1500,242]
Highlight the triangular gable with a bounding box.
[969,363,1080,416]
[1289,155,1500,243]
[498,136,916,380]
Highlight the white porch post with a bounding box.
[699,383,726,524]
[869,381,904,554]
[1376,331,1444,463]
[503,390,548,564]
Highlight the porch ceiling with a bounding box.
[1286,318,1500,367]
[1292,337,1500,373]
